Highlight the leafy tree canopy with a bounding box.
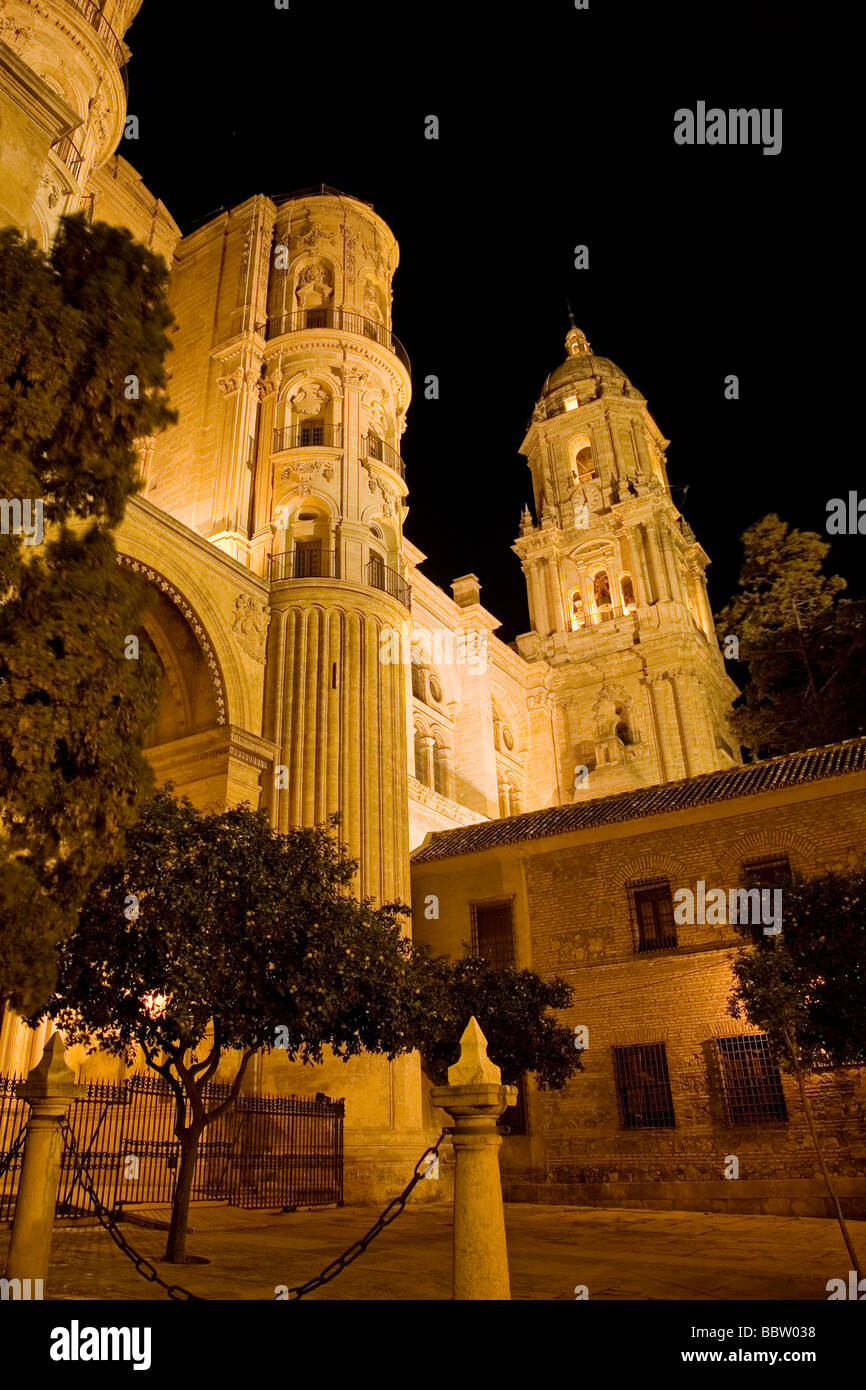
[728,869,866,1069]
[716,515,866,759]
[0,217,175,1012]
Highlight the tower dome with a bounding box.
[538,323,637,408]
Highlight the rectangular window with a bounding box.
[715,1035,787,1124]
[300,420,324,447]
[629,879,677,953]
[741,855,792,889]
[470,900,515,970]
[613,1043,676,1128]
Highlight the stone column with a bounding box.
[430,1018,516,1301]
[4,1035,85,1289]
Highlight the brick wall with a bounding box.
[412,774,866,1215]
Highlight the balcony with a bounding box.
[263,307,410,373]
[364,433,406,480]
[64,0,129,95]
[574,603,638,630]
[272,424,341,452]
[367,559,411,611]
[51,134,84,182]
[269,550,338,581]
[268,551,411,610]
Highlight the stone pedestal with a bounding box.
[4,1034,85,1288]
[430,1018,516,1300]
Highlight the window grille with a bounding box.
[628,879,677,953]
[741,855,792,889]
[715,1035,787,1124]
[612,1043,676,1129]
[470,900,515,969]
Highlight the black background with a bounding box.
[121,1,851,641]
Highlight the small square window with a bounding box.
[613,1043,675,1129]
[716,1035,787,1125]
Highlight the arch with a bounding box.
[116,555,227,726]
[619,573,636,612]
[413,724,431,785]
[567,587,586,630]
[291,255,336,313]
[567,433,597,483]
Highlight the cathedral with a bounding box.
[18,0,862,1215]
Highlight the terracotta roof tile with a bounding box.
[411,738,866,864]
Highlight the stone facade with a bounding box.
[1,3,756,1206]
[411,745,866,1216]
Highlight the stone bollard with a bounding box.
[430,1016,517,1301]
[4,1033,85,1288]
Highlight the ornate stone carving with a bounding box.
[231,593,270,663]
[332,364,368,386]
[288,383,328,414]
[115,556,227,724]
[280,460,334,485]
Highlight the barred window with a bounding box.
[498,1074,529,1136]
[629,879,677,953]
[741,855,792,889]
[716,1035,788,1125]
[470,900,515,969]
[613,1043,676,1128]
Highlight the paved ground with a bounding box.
[2,1201,862,1300]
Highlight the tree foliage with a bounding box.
[0,218,175,1012]
[728,869,866,1070]
[405,949,579,1090]
[716,514,866,759]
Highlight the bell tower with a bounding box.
[513,320,739,800]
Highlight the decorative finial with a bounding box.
[447,1017,502,1085]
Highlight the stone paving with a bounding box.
[2,1202,862,1301]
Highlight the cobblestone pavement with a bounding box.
[2,1203,861,1301]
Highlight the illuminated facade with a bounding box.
[0,1,740,1200]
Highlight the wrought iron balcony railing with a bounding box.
[64,0,129,94]
[51,134,84,182]
[269,550,338,581]
[367,559,411,610]
[364,433,405,480]
[272,424,341,452]
[573,602,638,630]
[263,307,410,373]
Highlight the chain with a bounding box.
[279,1127,450,1300]
[59,1117,203,1301]
[57,1117,448,1301]
[0,1123,27,1178]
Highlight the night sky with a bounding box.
[122,1,851,642]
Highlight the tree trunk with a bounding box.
[791,1054,862,1281]
[164,1127,202,1264]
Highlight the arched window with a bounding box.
[615,705,632,745]
[569,589,585,630]
[411,656,425,701]
[498,781,510,819]
[620,574,636,612]
[568,435,597,484]
[593,570,613,619]
[432,742,449,797]
[414,729,430,785]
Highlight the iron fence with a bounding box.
[0,1070,343,1220]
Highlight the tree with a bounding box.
[715,514,866,759]
[728,869,866,1279]
[405,948,580,1091]
[0,217,175,1013]
[40,790,419,1264]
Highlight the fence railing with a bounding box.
[0,1070,344,1219]
[64,0,129,94]
[269,549,338,581]
[272,424,341,452]
[367,559,411,610]
[51,134,84,182]
[364,433,406,480]
[263,307,410,372]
